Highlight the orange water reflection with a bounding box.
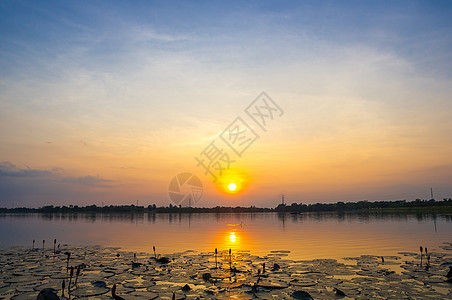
[1,212,451,261]
[213,224,254,253]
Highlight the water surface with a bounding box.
[1,212,450,260]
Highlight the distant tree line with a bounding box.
[0,198,451,214]
[0,203,273,214]
[275,198,452,212]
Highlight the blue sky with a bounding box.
[2,1,452,78]
[1,1,452,207]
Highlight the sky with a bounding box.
[1,0,452,208]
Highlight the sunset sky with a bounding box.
[1,1,452,208]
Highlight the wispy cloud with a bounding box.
[0,161,51,178]
[64,175,116,188]
[0,161,115,186]
[128,26,188,43]
[0,161,123,207]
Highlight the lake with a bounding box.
[1,212,451,260]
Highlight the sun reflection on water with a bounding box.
[213,225,253,253]
[229,231,236,243]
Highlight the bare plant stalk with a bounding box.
[68,267,74,292]
[61,280,65,297]
[420,246,423,267]
[75,266,81,286]
[66,252,71,273]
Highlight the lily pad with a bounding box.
[292,290,314,299]
[69,284,109,297]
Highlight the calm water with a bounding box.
[0,212,451,260]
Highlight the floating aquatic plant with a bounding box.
[0,243,451,299]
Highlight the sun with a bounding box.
[216,168,250,195]
[228,183,237,191]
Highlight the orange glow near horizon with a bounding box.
[216,168,250,195]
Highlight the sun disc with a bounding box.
[216,168,250,195]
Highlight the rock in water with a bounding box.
[37,288,60,300]
[292,290,314,300]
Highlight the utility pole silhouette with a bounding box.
[430,187,434,200]
[280,194,286,230]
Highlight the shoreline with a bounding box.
[1,207,452,215]
[1,243,451,299]
[2,198,452,214]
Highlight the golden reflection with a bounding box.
[229,231,237,243]
[213,225,253,253]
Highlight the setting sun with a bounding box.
[216,168,250,195]
[228,183,237,191]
